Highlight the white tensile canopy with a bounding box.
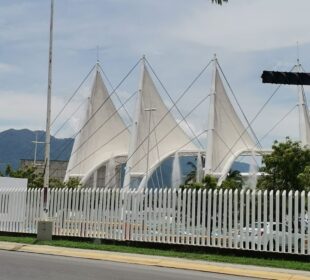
[205,60,257,181]
[298,84,310,146]
[123,61,198,189]
[65,68,130,182]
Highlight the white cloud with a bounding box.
[0,0,309,148]
[0,89,87,138]
[169,0,310,52]
[0,63,19,74]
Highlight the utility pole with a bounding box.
[43,0,54,215]
[32,132,45,166]
[37,0,54,241]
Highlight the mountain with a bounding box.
[0,129,73,171]
[0,128,250,182]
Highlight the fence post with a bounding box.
[171,188,177,244]
[269,190,274,251]
[223,189,228,248]
[191,188,196,245]
[275,190,280,252]
[308,191,310,254]
[176,188,182,244]
[245,190,250,250]
[294,190,299,254]
[251,189,256,250]
[300,191,305,254]
[201,189,207,246]
[217,189,223,247]
[288,190,293,253]
[239,189,244,249]
[212,189,218,247]
[233,189,238,249]
[186,189,192,245]
[197,189,202,246]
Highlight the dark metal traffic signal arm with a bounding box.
[261,71,310,85]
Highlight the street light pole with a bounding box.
[43,0,54,216]
[144,107,156,189]
[32,132,45,166]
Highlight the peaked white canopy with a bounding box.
[205,59,256,179]
[65,67,130,181]
[298,84,310,146]
[123,60,198,189]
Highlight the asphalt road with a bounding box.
[0,250,259,280]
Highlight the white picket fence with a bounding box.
[0,188,309,255]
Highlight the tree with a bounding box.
[257,138,310,191]
[184,161,197,184]
[297,166,310,192]
[221,170,243,190]
[182,171,242,190]
[65,177,81,189]
[212,0,228,5]
[4,164,43,188]
[2,164,80,189]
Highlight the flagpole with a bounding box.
[43,0,54,217]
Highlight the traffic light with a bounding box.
[261,71,310,85]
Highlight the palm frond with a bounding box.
[211,0,228,5]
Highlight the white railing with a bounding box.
[0,188,309,255]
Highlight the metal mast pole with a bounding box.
[144,107,156,188]
[296,59,310,146]
[123,56,145,189]
[43,0,54,215]
[205,54,217,176]
[33,132,38,165]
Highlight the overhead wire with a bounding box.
[98,64,133,123]
[210,86,260,167]
[52,98,88,137]
[145,58,205,149]
[119,93,212,189]
[24,65,96,164]
[68,89,137,159]
[217,61,262,149]
[104,60,213,189]
[122,60,212,169]
[158,129,207,189]
[259,105,298,143]
[49,59,141,168]
[84,59,212,188]
[50,60,141,178]
[123,127,208,189]
[51,64,96,127]
[50,89,136,178]
[64,125,131,178]
[212,65,296,173]
[68,58,141,145]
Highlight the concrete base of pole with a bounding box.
[37,221,53,241]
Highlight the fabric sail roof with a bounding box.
[65,68,130,181]
[298,85,310,146]
[123,62,198,189]
[205,64,256,176]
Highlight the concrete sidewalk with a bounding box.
[0,241,309,280]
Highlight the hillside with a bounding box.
[0,129,250,178]
[0,129,73,171]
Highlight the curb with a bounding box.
[0,242,309,280]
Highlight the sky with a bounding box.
[1,0,310,149]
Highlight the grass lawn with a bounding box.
[0,235,309,272]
